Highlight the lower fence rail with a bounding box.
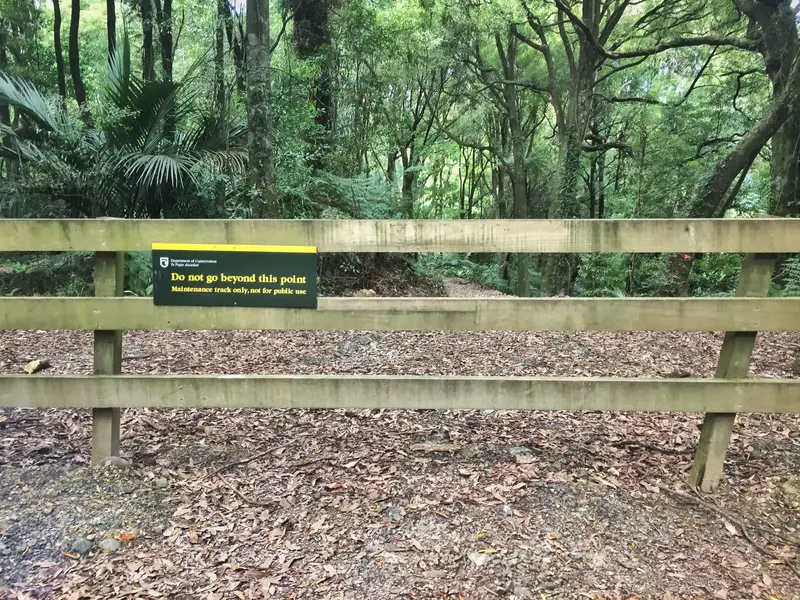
[1,375,799,413]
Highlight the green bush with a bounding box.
[417,253,512,293]
[574,253,668,297]
[125,252,153,297]
[574,254,629,297]
[779,256,800,296]
[689,253,742,297]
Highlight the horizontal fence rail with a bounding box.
[3,297,800,332]
[1,375,800,413]
[2,218,800,253]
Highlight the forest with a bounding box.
[0,0,798,297]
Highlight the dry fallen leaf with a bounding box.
[467,551,492,567]
[23,359,51,374]
[409,443,462,453]
[722,521,740,537]
[188,531,199,544]
[762,571,773,587]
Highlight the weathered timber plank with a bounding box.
[2,297,800,332]
[689,253,776,492]
[1,376,799,413]
[1,219,799,253]
[91,251,124,463]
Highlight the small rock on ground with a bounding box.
[100,456,131,470]
[467,551,492,567]
[71,538,93,555]
[98,538,120,553]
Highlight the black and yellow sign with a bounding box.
[151,243,317,308]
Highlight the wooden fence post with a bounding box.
[688,253,776,492]
[91,251,124,463]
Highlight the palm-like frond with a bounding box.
[120,151,198,188]
[2,31,246,219]
[0,72,71,135]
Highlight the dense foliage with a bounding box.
[0,0,798,296]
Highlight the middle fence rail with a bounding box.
[2,297,800,332]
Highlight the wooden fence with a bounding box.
[1,218,799,493]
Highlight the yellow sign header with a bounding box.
[152,243,316,253]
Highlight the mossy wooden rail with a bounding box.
[1,218,799,493]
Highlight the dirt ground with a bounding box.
[1,279,799,600]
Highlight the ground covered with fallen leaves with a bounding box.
[1,279,800,600]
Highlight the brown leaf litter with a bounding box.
[0,279,799,599]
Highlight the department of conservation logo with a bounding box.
[159,256,169,268]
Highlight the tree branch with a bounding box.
[593,93,664,105]
[270,8,292,53]
[583,141,632,154]
[552,0,757,60]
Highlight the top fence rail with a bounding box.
[1,218,799,253]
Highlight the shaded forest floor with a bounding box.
[1,279,799,599]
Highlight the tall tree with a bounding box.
[0,39,8,126]
[141,0,155,81]
[288,0,333,167]
[215,0,225,107]
[246,0,277,217]
[107,0,116,62]
[734,0,800,218]
[53,0,67,98]
[68,0,88,110]
[154,0,173,81]
[222,0,246,92]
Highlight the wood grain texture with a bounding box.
[91,251,124,463]
[689,253,777,492]
[2,297,800,332]
[1,375,798,413]
[1,218,799,252]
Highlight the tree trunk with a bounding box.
[458,149,466,219]
[751,0,800,218]
[399,144,417,218]
[772,115,800,217]
[688,81,799,219]
[660,11,800,295]
[53,0,67,98]
[540,126,582,295]
[215,0,225,108]
[213,0,227,216]
[539,0,599,296]
[467,149,477,219]
[106,0,116,62]
[386,151,397,182]
[154,0,173,81]
[492,163,508,278]
[0,45,10,164]
[597,149,606,218]
[223,0,246,93]
[68,0,88,108]
[496,30,530,297]
[246,0,278,218]
[142,0,155,81]
[689,1,800,220]
[401,166,415,218]
[288,0,333,167]
[588,155,596,219]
